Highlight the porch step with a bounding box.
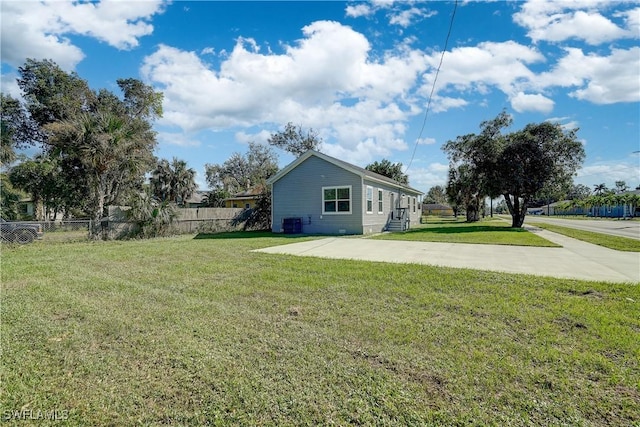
[387,220,404,232]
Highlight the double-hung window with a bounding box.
[378,189,383,213]
[323,186,351,214]
[366,186,373,213]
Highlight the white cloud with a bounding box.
[389,7,436,28]
[0,73,22,98]
[421,40,544,100]
[0,0,165,70]
[430,96,468,113]
[234,130,273,145]
[420,31,639,111]
[157,131,201,148]
[346,1,436,28]
[511,92,555,113]
[569,48,640,104]
[405,162,450,192]
[513,1,632,45]
[545,117,580,131]
[417,137,437,145]
[576,162,640,188]
[536,47,640,104]
[345,4,374,18]
[618,7,640,34]
[142,21,431,159]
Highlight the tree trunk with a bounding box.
[503,193,527,228]
[465,196,480,222]
[89,176,106,240]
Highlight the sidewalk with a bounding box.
[253,227,640,284]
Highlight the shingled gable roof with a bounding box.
[267,150,423,195]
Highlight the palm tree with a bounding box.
[46,111,156,238]
[593,183,607,196]
[150,157,196,206]
[125,191,177,238]
[171,157,196,206]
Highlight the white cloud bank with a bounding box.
[2,0,637,167]
[142,20,429,164]
[0,0,166,70]
[513,0,636,45]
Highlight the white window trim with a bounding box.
[365,185,373,214]
[322,185,352,215]
[377,189,384,214]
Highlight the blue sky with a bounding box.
[1,0,639,193]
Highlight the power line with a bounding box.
[405,0,458,174]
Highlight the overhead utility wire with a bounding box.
[405,0,458,174]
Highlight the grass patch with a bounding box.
[530,222,640,252]
[2,233,638,425]
[373,218,559,247]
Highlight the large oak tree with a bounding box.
[444,111,584,227]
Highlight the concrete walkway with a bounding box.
[254,227,640,284]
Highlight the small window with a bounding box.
[378,189,383,213]
[245,203,250,209]
[366,186,373,213]
[323,186,351,214]
[412,197,416,213]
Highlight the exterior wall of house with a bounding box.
[271,156,364,234]
[224,198,256,209]
[361,180,421,234]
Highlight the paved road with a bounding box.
[524,216,640,240]
[254,227,640,284]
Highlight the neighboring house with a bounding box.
[539,200,586,216]
[266,150,423,235]
[224,187,264,209]
[18,197,36,219]
[183,191,208,208]
[422,203,454,217]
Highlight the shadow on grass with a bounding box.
[409,224,525,235]
[194,230,318,240]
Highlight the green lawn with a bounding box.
[373,218,560,247]
[2,234,639,425]
[528,222,640,252]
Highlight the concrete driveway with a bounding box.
[525,216,640,240]
[254,227,640,284]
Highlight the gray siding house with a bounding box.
[266,150,423,235]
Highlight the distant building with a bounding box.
[224,187,265,209]
[183,191,208,208]
[422,203,454,217]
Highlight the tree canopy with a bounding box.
[424,185,448,205]
[151,157,197,206]
[1,93,42,166]
[268,122,322,157]
[3,59,163,238]
[444,111,585,227]
[365,159,409,184]
[205,142,278,194]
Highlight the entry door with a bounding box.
[390,193,395,219]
